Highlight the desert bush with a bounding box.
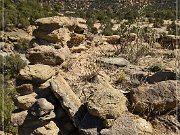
[0,54,27,78]
[167,21,180,35]
[153,18,164,28]
[0,78,17,134]
[14,38,31,53]
[0,0,56,30]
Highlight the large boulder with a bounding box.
[50,74,81,124]
[33,27,71,43]
[26,46,71,65]
[19,64,56,83]
[100,112,153,135]
[13,93,37,110]
[131,80,180,113]
[35,16,87,32]
[87,80,127,119]
[32,121,60,135]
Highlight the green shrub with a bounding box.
[0,54,27,78]
[167,21,180,35]
[0,78,17,134]
[14,38,31,53]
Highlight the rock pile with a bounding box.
[11,16,180,135]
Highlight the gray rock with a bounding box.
[97,57,129,67]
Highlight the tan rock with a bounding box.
[11,110,28,126]
[33,121,60,135]
[70,45,87,53]
[33,27,71,43]
[19,64,56,83]
[14,93,37,110]
[87,80,127,119]
[26,46,71,65]
[67,33,86,48]
[50,74,81,124]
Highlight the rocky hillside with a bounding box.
[3,15,179,135]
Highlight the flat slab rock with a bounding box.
[50,74,81,125]
[131,80,180,113]
[97,57,130,67]
[19,64,56,83]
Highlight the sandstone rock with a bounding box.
[87,81,127,119]
[33,121,60,135]
[33,27,71,43]
[67,33,86,48]
[70,45,88,53]
[30,98,54,117]
[104,35,120,44]
[131,80,180,113]
[26,46,71,65]
[0,131,12,135]
[35,16,75,28]
[16,84,33,95]
[100,112,153,135]
[50,74,81,124]
[97,57,130,67]
[11,110,28,126]
[19,64,56,83]
[14,93,37,110]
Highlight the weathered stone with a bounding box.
[97,57,130,67]
[70,45,88,53]
[26,46,71,65]
[32,121,60,135]
[19,64,56,83]
[87,80,127,119]
[33,27,71,43]
[67,33,86,48]
[14,93,37,110]
[100,112,153,135]
[16,84,33,95]
[50,74,81,124]
[11,110,28,126]
[131,80,180,113]
[30,98,54,117]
